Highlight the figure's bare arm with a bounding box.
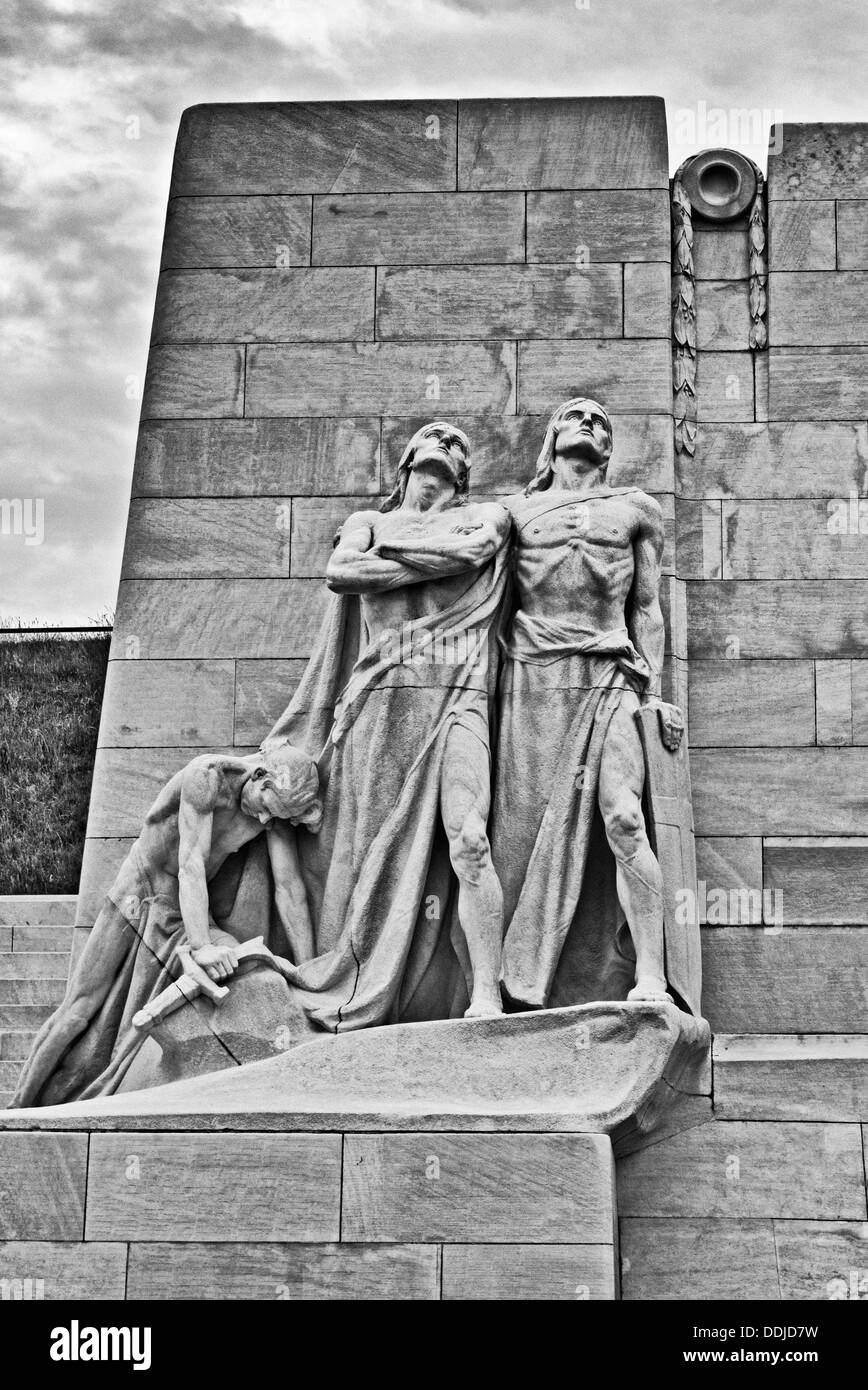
[267,822,315,965]
[376,504,511,573]
[326,511,431,593]
[627,495,666,698]
[177,761,238,981]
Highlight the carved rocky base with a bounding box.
[4,1000,711,1154]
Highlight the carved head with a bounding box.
[380,422,471,512]
[526,398,613,495]
[242,741,323,831]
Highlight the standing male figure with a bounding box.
[491,398,687,1012]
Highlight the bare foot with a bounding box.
[464,993,504,1019]
[627,977,670,1003]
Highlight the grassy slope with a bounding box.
[0,637,109,893]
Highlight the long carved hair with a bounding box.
[525,398,613,496]
[380,422,471,512]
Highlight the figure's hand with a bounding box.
[449,521,483,535]
[190,942,238,982]
[647,699,685,752]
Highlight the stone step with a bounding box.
[0,1060,23,1088]
[0,1091,12,1109]
[0,1005,57,1029]
[0,978,65,1006]
[0,896,78,926]
[12,926,73,953]
[0,953,72,981]
[0,1030,37,1060]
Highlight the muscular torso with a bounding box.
[133,758,260,889]
[507,488,653,633]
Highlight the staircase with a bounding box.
[0,896,75,1106]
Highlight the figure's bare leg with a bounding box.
[441,722,504,1018]
[598,695,668,1002]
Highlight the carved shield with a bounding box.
[635,705,702,1016]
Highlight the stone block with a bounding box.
[172,102,457,196]
[836,201,868,270]
[687,659,815,747]
[97,659,235,748]
[0,1034,36,1061]
[121,499,291,580]
[775,1220,868,1300]
[0,953,71,980]
[86,747,252,839]
[111,578,329,660]
[127,1241,439,1300]
[694,280,750,352]
[692,748,868,834]
[0,979,65,1006]
[695,351,755,422]
[0,928,10,952]
[457,97,668,190]
[152,267,375,344]
[721,499,868,579]
[767,123,868,200]
[678,422,868,500]
[0,1133,87,1239]
[312,192,525,265]
[12,926,73,952]
[442,1244,616,1300]
[849,660,868,741]
[620,1218,780,1300]
[687,579,868,659]
[234,659,307,746]
[674,499,722,579]
[623,263,670,337]
[617,1119,865,1219]
[815,660,853,744]
[0,1242,127,1300]
[76,841,135,928]
[695,838,763,921]
[764,836,868,923]
[142,345,244,419]
[342,1133,615,1244]
[376,264,624,340]
[133,417,381,499]
[85,1133,342,1241]
[290,497,376,576]
[701,927,868,1032]
[526,190,670,263]
[162,195,312,268]
[693,228,749,281]
[0,1005,55,1030]
[768,201,836,271]
[714,1036,868,1121]
[518,340,670,414]
[0,897,78,926]
[771,271,868,346]
[246,342,516,416]
[769,347,868,419]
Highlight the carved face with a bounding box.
[552,399,613,468]
[404,426,468,511]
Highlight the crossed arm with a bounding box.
[326,505,510,594]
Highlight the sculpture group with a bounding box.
[13,398,700,1108]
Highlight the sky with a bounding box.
[1,0,866,624]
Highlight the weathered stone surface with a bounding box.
[618,1119,866,1219]
[0,1133,87,1239]
[674,499,722,579]
[771,272,868,346]
[172,102,457,196]
[85,1133,342,1241]
[623,263,669,338]
[678,422,868,500]
[377,265,624,340]
[0,897,77,926]
[721,500,868,580]
[0,1242,127,1300]
[620,1218,780,1300]
[111,578,328,660]
[162,195,312,268]
[764,836,868,922]
[775,1220,868,1300]
[526,190,670,263]
[687,580,868,658]
[701,928,868,1032]
[836,201,868,270]
[0,1033,36,1060]
[127,1241,439,1300]
[246,342,516,416]
[693,228,749,281]
[343,1133,615,1243]
[121,499,291,580]
[313,192,525,265]
[0,979,65,1006]
[76,841,134,927]
[457,97,669,190]
[97,659,235,748]
[86,747,253,839]
[382,413,675,494]
[695,838,763,920]
[695,281,750,351]
[290,497,376,576]
[714,1036,868,1121]
[688,659,815,746]
[770,347,868,419]
[152,267,375,343]
[133,417,381,498]
[695,351,755,422]
[849,660,868,740]
[815,660,853,744]
[768,201,836,271]
[0,928,10,953]
[142,344,244,419]
[767,123,868,200]
[692,749,868,834]
[12,926,73,952]
[442,1244,616,1300]
[518,341,670,413]
[234,659,307,745]
[0,953,72,981]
